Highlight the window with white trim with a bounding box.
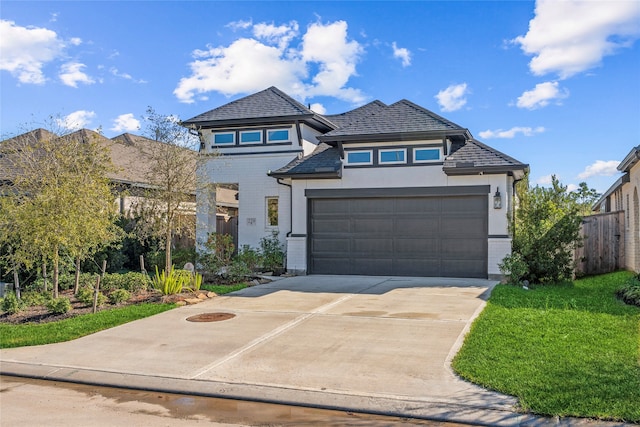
[346,150,373,165]
[413,147,442,163]
[267,129,290,143]
[266,197,279,227]
[379,148,406,164]
[212,132,235,145]
[239,130,262,144]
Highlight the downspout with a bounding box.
[511,175,525,245]
[276,178,293,238]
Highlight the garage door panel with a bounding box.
[309,195,487,277]
[353,238,393,253]
[312,219,350,233]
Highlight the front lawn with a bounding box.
[452,271,640,422]
[0,303,175,349]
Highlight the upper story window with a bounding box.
[240,130,262,144]
[267,129,290,143]
[413,147,442,163]
[346,150,373,165]
[379,148,406,165]
[213,132,235,145]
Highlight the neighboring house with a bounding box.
[593,146,640,271]
[0,129,199,246]
[183,87,528,278]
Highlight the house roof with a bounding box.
[181,86,334,132]
[1,129,197,192]
[323,100,388,128]
[617,145,640,173]
[443,139,529,177]
[269,143,342,179]
[318,100,470,143]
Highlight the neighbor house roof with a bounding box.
[181,86,334,132]
[318,100,470,143]
[268,143,342,179]
[617,145,640,173]
[443,139,529,177]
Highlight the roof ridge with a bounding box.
[469,138,526,166]
[390,99,464,130]
[268,86,313,115]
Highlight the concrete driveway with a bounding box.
[1,275,529,425]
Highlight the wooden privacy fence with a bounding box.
[574,211,624,276]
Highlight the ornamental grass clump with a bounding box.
[153,266,203,295]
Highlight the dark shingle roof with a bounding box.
[183,86,316,125]
[443,139,528,175]
[320,100,466,141]
[269,143,341,179]
[324,100,387,128]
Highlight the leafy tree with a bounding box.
[510,175,598,284]
[136,107,198,270]
[0,128,122,297]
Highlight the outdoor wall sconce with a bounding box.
[494,187,502,209]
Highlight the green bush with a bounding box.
[1,292,23,314]
[617,276,640,307]
[182,271,203,292]
[153,266,183,295]
[102,272,151,293]
[236,245,262,272]
[498,252,529,286]
[259,231,285,273]
[200,233,235,274]
[224,260,252,283]
[77,286,107,307]
[108,288,131,305]
[46,297,72,314]
[21,291,50,307]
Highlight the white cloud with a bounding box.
[174,20,365,104]
[56,110,96,131]
[110,113,140,132]
[309,102,326,114]
[392,42,411,67]
[536,174,554,185]
[577,160,620,179]
[434,83,469,112]
[479,126,545,139]
[59,62,95,87]
[516,81,568,109]
[513,0,640,78]
[69,37,82,46]
[226,19,253,31]
[0,19,64,84]
[566,183,579,192]
[110,67,146,83]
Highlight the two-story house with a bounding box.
[183,87,528,279]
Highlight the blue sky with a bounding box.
[1,1,639,193]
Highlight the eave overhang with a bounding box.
[268,169,342,180]
[443,164,529,178]
[617,146,640,173]
[181,114,335,134]
[318,129,471,145]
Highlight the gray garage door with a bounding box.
[309,195,488,278]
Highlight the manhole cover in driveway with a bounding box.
[186,313,235,322]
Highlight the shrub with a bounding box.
[77,286,107,307]
[259,231,285,273]
[224,260,252,283]
[46,297,72,314]
[21,291,49,307]
[236,245,262,272]
[200,233,235,274]
[182,271,203,292]
[498,252,529,286]
[616,276,640,307]
[108,288,131,305]
[102,272,150,293]
[1,292,23,314]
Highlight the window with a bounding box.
[379,149,406,164]
[240,130,262,144]
[346,150,373,165]
[267,197,279,227]
[213,132,235,145]
[413,147,442,163]
[267,129,290,143]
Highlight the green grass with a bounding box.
[0,303,175,349]
[201,282,248,295]
[452,271,640,422]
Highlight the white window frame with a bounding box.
[413,147,443,163]
[212,131,235,145]
[378,148,407,165]
[239,130,263,145]
[266,196,279,228]
[266,128,291,143]
[345,150,373,165]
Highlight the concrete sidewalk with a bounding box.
[1,275,544,425]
